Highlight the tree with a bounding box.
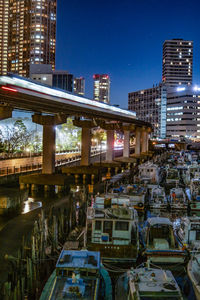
[56,118,82,151]
[1,119,33,155]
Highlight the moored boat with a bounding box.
[86,196,139,263]
[169,187,188,211]
[174,216,200,251]
[111,184,147,211]
[166,167,179,185]
[138,162,160,185]
[141,217,187,264]
[115,267,183,300]
[40,249,112,300]
[187,253,200,300]
[149,185,167,210]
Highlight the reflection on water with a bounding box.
[22,197,42,214]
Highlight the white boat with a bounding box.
[189,175,200,211]
[112,184,147,211]
[86,196,139,263]
[138,162,160,185]
[187,253,200,300]
[149,186,167,210]
[166,167,179,185]
[141,217,187,264]
[169,187,188,211]
[174,216,200,251]
[115,267,183,300]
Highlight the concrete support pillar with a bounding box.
[106,130,114,161]
[141,130,148,153]
[146,131,149,152]
[135,128,141,155]
[0,105,13,120]
[123,130,130,158]
[81,127,91,166]
[32,113,67,174]
[43,124,55,174]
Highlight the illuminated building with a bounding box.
[0,0,56,77]
[162,39,193,86]
[128,84,167,138]
[166,86,200,138]
[93,74,110,103]
[74,77,85,95]
[30,64,73,92]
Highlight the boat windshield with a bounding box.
[189,224,200,241]
[148,224,176,248]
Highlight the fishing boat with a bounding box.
[111,184,147,211]
[174,216,200,251]
[166,167,179,185]
[169,187,188,211]
[189,174,200,211]
[187,253,200,300]
[149,186,167,210]
[115,267,183,300]
[40,249,112,300]
[141,217,187,264]
[86,196,139,263]
[138,162,160,185]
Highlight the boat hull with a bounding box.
[145,250,187,264]
[187,259,200,300]
[87,243,138,263]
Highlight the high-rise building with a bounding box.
[128,84,167,138]
[166,85,200,138]
[0,0,57,77]
[93,74,110,103]
[162,39,193,86]
[30,65,73,92]
[74,77,85,95]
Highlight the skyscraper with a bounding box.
[128,84,167,138]
[74,77,85,95]
[162,39,193,86]
[93,74,110,103]
[166,86,200,138]
[0,0,57,77]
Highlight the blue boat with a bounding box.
[40,250,112,300]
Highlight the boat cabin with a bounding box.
[175,216,200,250]
[142,217,187,264]
[87,197,139,262]
[138,162,160,184]
[115,268,183,300]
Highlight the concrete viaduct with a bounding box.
[0,75,152,189]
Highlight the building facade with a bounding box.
[162,39,193,86]
[74,77,85,95]
[93,74,110,103]
[0,0,56,77]
[166,86,200,138]
[128,84,167,138]
[30,65,73,92]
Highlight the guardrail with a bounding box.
[0,149,105,177]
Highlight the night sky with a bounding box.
[56,0,200,109]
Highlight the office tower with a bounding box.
[162,39,193,86]
[0,0,57,77]
[93,74,110,103]
[74,77,85,95]
[30,65,73,92]
[166,86,200,138]
[128,84,167,138]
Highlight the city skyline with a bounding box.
[56,0,200,108]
